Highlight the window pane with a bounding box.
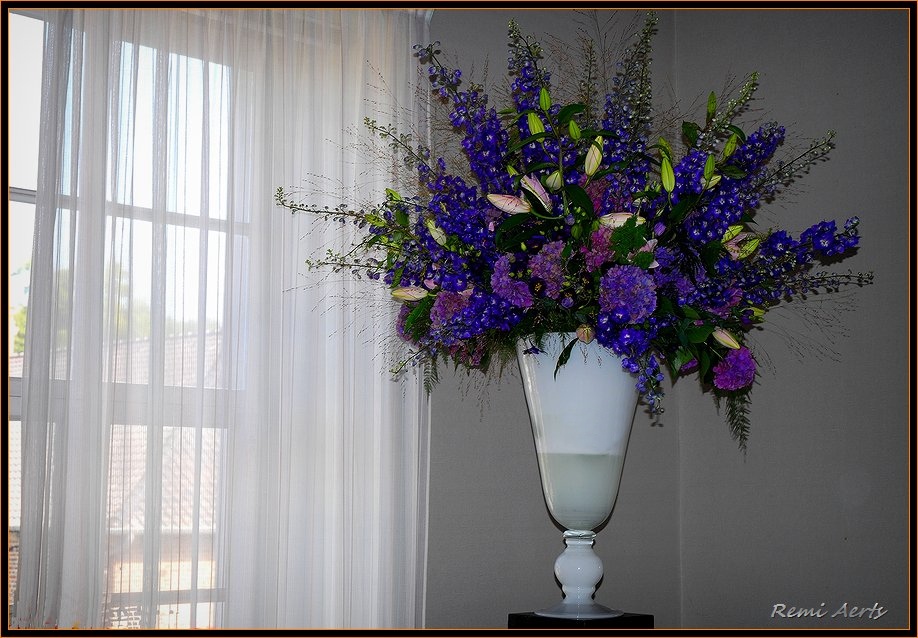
[8,201,35,371]
[8,14,43,191]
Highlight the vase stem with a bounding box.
[534,530,623,619]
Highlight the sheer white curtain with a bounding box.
[16,9,430,629]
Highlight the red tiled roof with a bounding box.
[9,332,224,533]
[7,331,223,387]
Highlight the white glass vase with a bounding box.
[517,333,638,619]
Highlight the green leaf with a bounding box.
[554,338,579,379]
[671,347,695,376]
[701,240,722,271]
[365,234,385,248]
[721,164,747,179]
[494,213,532,249]
[738,236,761,259]
[507,131,550,155]
[661,156,675,193]
[682,305,700,320]
[385,188,402,201]
[395,208,409,227]
[404,295,435,339]
[392,263,406,287]
[699,349,712,382]
[682,121,700,147]
[657,296,675,316]
[365,213,387,227]
[703,154,716,181]
[563,184,595,218]
[578,128,625,140]
[706,91,717,123]
[722,133,739,161]
[722,224,744,242]
[557,103,586,125]
[727,124,747,143]
[610,217,645,257]
[686,324,716,343]
[631,250,655,270]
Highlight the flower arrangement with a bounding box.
[277,13,872,449]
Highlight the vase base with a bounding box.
[534,602,623,619]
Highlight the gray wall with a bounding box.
[424,9,909,630]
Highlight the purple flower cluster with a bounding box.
[362,17,869,431]
[713,347,757,391]
[582,227,615,272]
[529,241,566,299]
[430,290,471,329]
[491,254,533,308]
[598,265,657,323]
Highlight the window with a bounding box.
[9,12,238,628]
[7,10,43,619]
[10,10,430,629]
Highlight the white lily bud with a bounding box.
[486,193,532,214]
[599,212,646,229]
[576,324,595,344]
[712,328,741,349]
[527,112,545,136]
[391,286,429,302]
[584,136,603,176]
[568,119,582,140]
[539,87,552,111]
[545,170,563,191]
[521,174,551,211]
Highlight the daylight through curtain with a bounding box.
[15,9,430,629]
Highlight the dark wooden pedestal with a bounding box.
[508,611,654,629]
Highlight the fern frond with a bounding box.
[716,390,752,453]
[423,357,440,395]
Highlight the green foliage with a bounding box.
[12,306,27,353]
[716,390,752,453]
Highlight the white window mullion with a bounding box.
[141,44,170,629]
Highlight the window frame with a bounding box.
[6,11,244,628]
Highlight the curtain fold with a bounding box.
[16,9,430,629]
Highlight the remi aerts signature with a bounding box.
[771,602,888,620]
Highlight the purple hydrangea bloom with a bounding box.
[713,346,756,391]
[529,240,565,299]
[599,265,657,323]
[429,290,471,329]
[582,227,615,272]
[490,254,533,308]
